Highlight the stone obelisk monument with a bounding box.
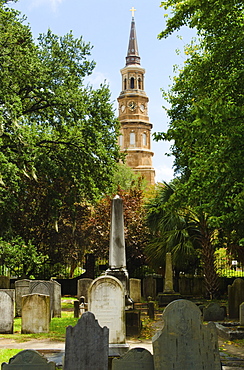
[106,195,132,307]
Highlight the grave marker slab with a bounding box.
[15,279,30,317]
[21,294,50,334]
[112,348,154,370]
[203,302,226,321]
[64,311,109,370]
[228,278,244,319]
[152,299,221,370]
[1,349,55,369]
[0,290,14,334]
[88,275,125,344]
[77,278,92,301]
[129,278,141,302]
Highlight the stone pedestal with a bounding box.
[157,292,182,307]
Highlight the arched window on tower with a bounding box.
[124,78,127,90]
[130,77,134,89]
[130,131,135,146]
[138,78,141,89]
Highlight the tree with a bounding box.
[155,1,244,245]
[0,2,121,273]
[145,182,220,298]
[85,179,151,277]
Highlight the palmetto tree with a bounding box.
[145,182,219,299]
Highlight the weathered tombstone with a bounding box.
[143,276,156,300]
[64,311,109,370]
[240,302,244,326]
[21,293,50,334]
[228,278,244,319]
[15,279,30,317]
[52,280,61,318]
[112,348,154,370]
[29,280,53,316]
[88,275,126,346]
[77,278,92,301]
[0,276,10,289]
[203,302,226,321]
[152,299,221,370]
[29,280,61,318]
[147,301,155,320]
[129,278,141,302]
[0,290,14,334]
[1,349,56,369]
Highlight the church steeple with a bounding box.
[126,15,140,66]
[117,9,155,186]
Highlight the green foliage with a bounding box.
[0,237,46,278]
[156,0,244,245]
[0,3,121,270]
[145,182,220,298]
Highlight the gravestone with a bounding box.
[52,280,61,318]
[129,278,141,302]
[29,280,61,318]
[77,278,92,301]
[152,299,221,370]
[88,275,126,345]
[125,310,141,336]
[15,279,30,317]
[64,311,109,370]
[112,348,154,370]
[0,290,14,334]
[2,349,56,369]
[143,276,156,300]
[228,278,244,319]
[21,293,50,334]
[240,302,244,326]
[203,302,226,321]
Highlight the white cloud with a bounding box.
[155,164,174,184]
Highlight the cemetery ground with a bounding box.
[0,297,244,368]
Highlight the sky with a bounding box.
[11,0,195,183]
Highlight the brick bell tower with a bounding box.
[117,8,155,185]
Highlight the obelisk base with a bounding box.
[106,268,133,308]
[157,292,182,307]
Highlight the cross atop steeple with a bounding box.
[126,13,140,65]
[130,7,136,18]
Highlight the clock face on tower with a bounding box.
[121,104,126,113]
[128,101,136,111]
[140,104,145,112]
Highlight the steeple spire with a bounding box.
[126,11,140,66]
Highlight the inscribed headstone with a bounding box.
[15,279,30,317]
[203,302,226,321]
[88,275,125,344]
[21,293,50,334]
[64,311,109,370]
[77,278,92,301]
[29,280,53,317]
[1,349,55,369]
[152,299,221,370]
[112,348,154,370]
[228,278,244,319]
[0,290,14,334]
[129,278,141,302]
